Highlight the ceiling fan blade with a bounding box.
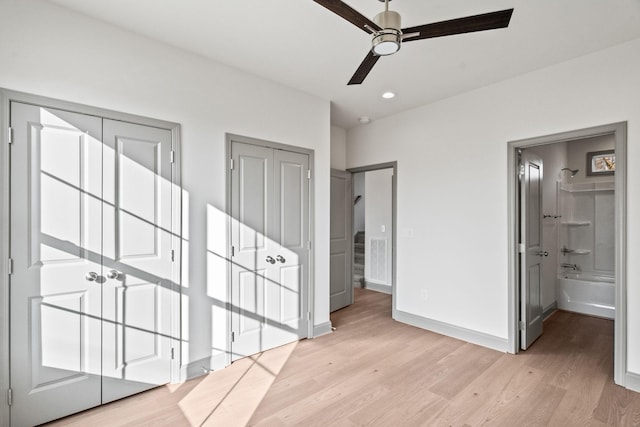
[402,9,513,42]
[313,0,382,34]
[348,51,381,85]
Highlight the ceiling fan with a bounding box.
[313,0,514,85]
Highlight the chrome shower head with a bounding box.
[561,167,579,177]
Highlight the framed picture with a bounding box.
[586,150,615,176]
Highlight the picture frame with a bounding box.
[586,150,615,176]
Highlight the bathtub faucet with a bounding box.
[561,263,579,271]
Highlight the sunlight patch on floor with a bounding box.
[177,342,298,426]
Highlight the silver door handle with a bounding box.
[266,256,276,264]
[538,251,549,257]
[106,270,120,280]
[276,255,286,263]
[85,272,98,282]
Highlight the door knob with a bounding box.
[266,256,276,264]
[85,272,98,282]
[537,251,549,257]
[276,255,286,263]
[106,270,120,280]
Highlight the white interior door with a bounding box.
[330,169,353,312]
[9,103,104,426]
[9,103,176,425]
[230,141,309,361]
[100,119,174,402]
[520,151,544,350]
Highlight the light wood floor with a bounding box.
[47,288,640,426]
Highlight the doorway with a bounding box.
[6,96,181,426]
[508,122,627,386]
[330,162,397,315]
[226,134,313,362]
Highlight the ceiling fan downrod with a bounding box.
[371,0,402,56]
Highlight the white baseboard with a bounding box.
[180,352,227,381]
[364,281,392,294]
[313,321,333,338]
[543,301,558,320]
[625,371,640,393]
[394,310,509,353]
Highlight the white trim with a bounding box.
[180,353,227,382]
[542,301,558,320]
[625,372,640,393]
[395,310,509,352]
[507,122,628,387]
[313,321,333,338]
[364,281,392,295]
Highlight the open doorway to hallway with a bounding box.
[330,162,397,314]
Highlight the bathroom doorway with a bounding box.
[507,123,627,386]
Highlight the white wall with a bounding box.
[346,37,640,376]
[0,0,331,388]
[364,169,393,289]
[528,142,567,313]
[330,125,347,170]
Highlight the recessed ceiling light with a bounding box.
[382,91,396,99]
[358,116,371,124]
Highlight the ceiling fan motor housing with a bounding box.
[372,10,402,56]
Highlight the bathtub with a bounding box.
[556,273,615,319]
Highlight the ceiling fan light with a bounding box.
[372,31,401,56]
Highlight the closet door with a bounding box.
[10,102,104,426]
[9,104,176,425]
[101,119,174,402]
[230,142,309,360]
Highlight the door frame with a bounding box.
[507,122,627,386]
[225,133,315,366]
[0,88,183,426]
[347,162,398,318]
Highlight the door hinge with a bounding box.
[307,241,312,250]
[307,169,311,179]
[170,249,175,262]
[170,150,175,164]
[307,312,311,321]
[518,243,525,253]
[7,388,12,406]
[7,258,13,275]
[231,246,235,257]
[519,321,525,331]
[231,331,235,342]
[171,347,175,360]
[230,158,234,170]
[7,127,12,144]
[519,164,525,177]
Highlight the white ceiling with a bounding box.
[49,0,640,129]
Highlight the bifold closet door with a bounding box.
[9,103,175,425]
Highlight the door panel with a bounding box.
[520,151,544,350]
[330,170,353,312]
[101,120,173,403]
[230,142,309,361]
[10,102,103,426]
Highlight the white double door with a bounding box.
[230,141,310,360]
[10,102,176,426]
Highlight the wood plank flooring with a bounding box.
[46,288,640,426]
